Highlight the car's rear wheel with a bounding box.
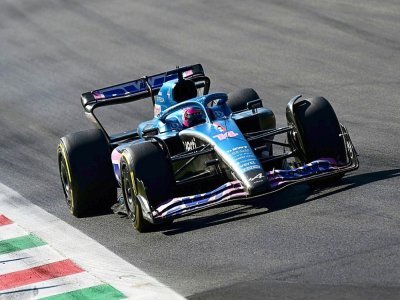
[57,129,117,217]
[227,88,261,112]
[229,88,276,162]
[120,142,174,232]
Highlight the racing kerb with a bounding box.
[0,182,184,299]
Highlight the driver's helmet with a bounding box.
[182,107,205,128]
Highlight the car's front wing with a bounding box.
[151,131,359,222]
[152,160,354,221]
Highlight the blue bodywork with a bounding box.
[91,66,358,223]
[113,91,269,196]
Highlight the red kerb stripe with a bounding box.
[0,215,13,226]
[0,259,84,290]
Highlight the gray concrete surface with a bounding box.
[0,0,399,298]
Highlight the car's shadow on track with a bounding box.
[161,168,400,235]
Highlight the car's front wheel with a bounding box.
[120,142,174,232]
[290,96,347,185]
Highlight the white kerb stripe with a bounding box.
[0,271,104,299]
[0,223,27,241]
[0,245,66,275]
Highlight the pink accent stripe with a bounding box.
[111,149,122,162]
[156,180,241,213]
[160,190,247,218]
[0,215,12,226]
[0,259,84,290]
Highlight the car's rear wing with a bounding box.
[81,64,208,113]
[80,64,210,143]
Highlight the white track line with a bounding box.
[0,182,185,300]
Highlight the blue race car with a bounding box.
[57,64,358,232]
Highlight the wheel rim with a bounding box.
[60,158,73,210]
[122,167,136,223]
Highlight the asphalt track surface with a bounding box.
[0,0,399,298]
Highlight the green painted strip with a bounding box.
[39,284,126,300]
[0,234,46,255]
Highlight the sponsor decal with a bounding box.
[156,95,164,103]
[154,104,161,116]
[242,165,262,172]
[248,172,265,182]
[241,161,257,168]
[170,122,181,130]
[213,131,238,141]
[92,91,103,100]
[93,73,178,100]
[212,122,226,132]
[167,86,171,99]
[183,137,198,151]
[225,145,262,172]
[226,145,263,172]
[183,70,194,78]
[213,110,225,119]
[147,74,172,88]
[227,145,248,153]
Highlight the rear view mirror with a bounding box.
[247,99,263,112]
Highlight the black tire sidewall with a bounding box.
[293,96,346,163]
[123,141,173,208]
[58,129,117,217]
[120,158,146,231]
[227,88,260,112]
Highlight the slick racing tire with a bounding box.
[292,96,346,184]
[227,88,261,112]
[120,142,173,232]
[57,129,117,217]
[292,96,346,163]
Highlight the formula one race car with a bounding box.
[57,64,358,232]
